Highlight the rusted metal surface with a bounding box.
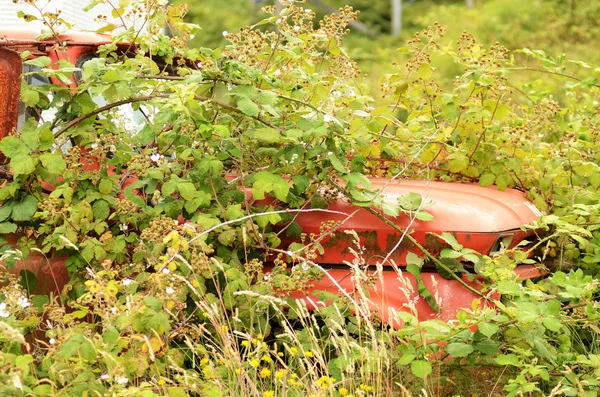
[291,264,543,325]
[285,178,541,266]
[0,48,21,140]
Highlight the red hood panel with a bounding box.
[366,178,541,233]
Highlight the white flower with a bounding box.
[324,114,333,123]
[274,69,281,77]
[122,278,133,286]
[196,61,202,68]
[276,18,282,24]
[17,296,30,309]
[161,268,170,275]
[222,30,229,37]
[594,101,599,105]
[294,25,300,31]
[166,287,175,295]
[190,34,195,39]
[49,338,56,345]
[150,153,161,162]
[119,224,128,232]
[332,90,341,97]
[0,302,9,318]
[99,374,110,381]
[115,376,128,385]
[305,8,312,13]
[348,89,356,97]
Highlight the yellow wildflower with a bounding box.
[305,350,314,358]
[275,370,285,379]
[339,388,348,396]
[200,357,209,365]
[260,368,271,378]
[359,384,372,392]
[250,359,260,368]
[261,354,271,363]
[263,391,274,397]
[241,340,249,347]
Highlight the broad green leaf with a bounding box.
[226,204,244,221]
[415,211,434,221]
[495,354,520,366]
[479,173,496,187]
[98,179,113,195]
[0,205,12,222]
[249,128,281,144]
[177,182,196,201]
[24,56,51,68]
[542,317,562,332]
[410,360,432,379]
[446,342,474,358]
[142,309,171,335]
[11,195,38,221]
[0,222,16,233]
[448,156,468,173]
[92,200,110,221]
[329,153,347,173]
[0,137,30,158]
[21,89,40,107]
[439,232,463,251]
[10,154,35,177]
[251,171,289,202]
[478,322,499,337]
[237,97,260,117]
[39,153,66,175]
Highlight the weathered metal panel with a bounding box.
[0,48,21,140]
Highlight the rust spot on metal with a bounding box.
[0,48,22,141]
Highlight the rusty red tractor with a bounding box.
[0,29,544,325]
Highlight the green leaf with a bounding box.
[237,97,260,117]
[92,200,110,221]
[415,211,434,221]
[448,156,468,173]
[446,342,474,358]
[439,232,463,251]
[249,128,281,144]
[177,182,196,201]
[39,153,66,175]
[11,195,38,221]
[24,56,51,68]
[98,179,113,195]
[226,204,244,221]
[496,174,512,191]
[0,137,30,158]
[479,173,496,187]
[251,171,289,202]
[410,360,432,379]
[0,222,17,233]
[10,154,35,177]
[0,205,12,222]
[495,354,520,366]
[478,322,499,338]
[542,317,563,332]
[142,309,171,335]
[329,153,347,173]
[21,89,40,107]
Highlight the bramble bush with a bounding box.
[1,0,600,396]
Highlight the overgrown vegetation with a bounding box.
[1,0,600,396]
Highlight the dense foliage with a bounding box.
[1,0,600,396]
